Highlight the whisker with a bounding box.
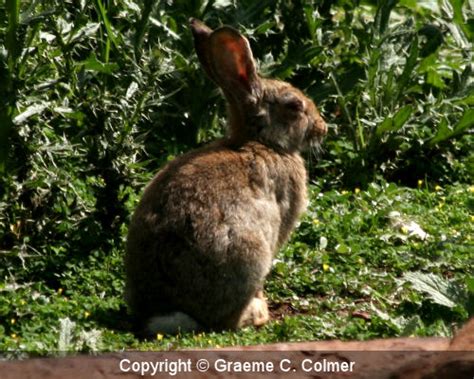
[306,139,325,174]
[310,139,325,159]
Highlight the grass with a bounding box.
[1,180,472,353]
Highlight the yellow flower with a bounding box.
[469,186,474,193]
[20,300,26,305]
[401,226,409,234]
[341,190,348,195]
[354,188,361,194]
[471,215,474,222]
[156,333,164,341]
[84,311,91,318]
[10,318,15,325]
[57,288,63,295]
[435,185,442,192]
[312,218,320,225]
[11,333,17,339]
[357,257,364,264]
[417,179,423,188]
[323,263,330,272]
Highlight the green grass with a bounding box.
[1,180,472,353]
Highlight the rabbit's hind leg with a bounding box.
[238,290,269,327]
[145,312,202,336]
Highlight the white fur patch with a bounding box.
[145,312,200,335]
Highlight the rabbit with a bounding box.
[124,18,327,337]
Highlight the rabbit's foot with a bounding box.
[238,292,269,327]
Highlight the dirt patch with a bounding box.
[268,301,310,320]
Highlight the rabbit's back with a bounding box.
[133,141,307,248]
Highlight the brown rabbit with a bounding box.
[125,18,327,336]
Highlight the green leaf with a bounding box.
[418,53,437,73]
[254,20,276,35]
[393,105,413,130]
[77,54,119,74]
[95,0,119,55]
[397,35,419,97]
[453,108,474,135]
[429,108,474,146]
[5,0,21,70]
[335,243,351,254]
[375,0,400,35]
[304,5,318,39]
[402,272,460,308]
[399,0,418,9]
[68,22,101,44]
[454,94,474,106]
[427,69,446,89]
[377,117,393,137]
[376,105,413,136]
[466,277,474,294]
[449,0,472,40]
[430,118,451,145]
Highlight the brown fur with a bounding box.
[125,19,327,336]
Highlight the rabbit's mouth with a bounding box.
[305,113,327,147]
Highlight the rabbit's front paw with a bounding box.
[238,291,269,327]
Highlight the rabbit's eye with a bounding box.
[281,95,304,112]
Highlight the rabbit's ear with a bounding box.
[190,19,261,101]
[189,18,216,82]
[208,26,261,99]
